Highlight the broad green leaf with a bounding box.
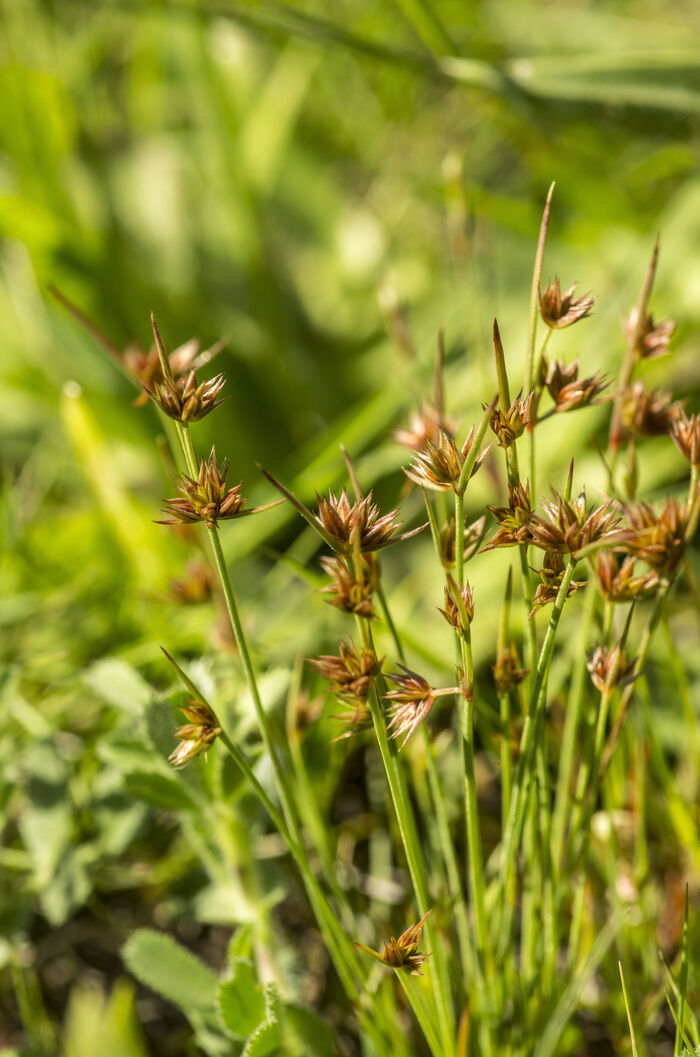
[218,960,265,1038]
[284,1005,335,1057]
[40,845,92,926]
[241,1021,281,1057]
[18,741,72,887]
[83,658,153,716]
[122,770,200,812]
[64,979,149,1057]
[122,929,218,1017]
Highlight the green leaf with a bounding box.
[83,658,153,716]
[241,1021,281,1057]
[284,1005,335,1057]
[122,929,218,1017]
[40,846,92,927]
[64,979,149,1057]
[218,960,265,1039]
[122,770,200,812]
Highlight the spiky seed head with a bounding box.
[670,410,700,466]
[620,382,684,438]
[404,427,492,493]
[492,642,529,696]
[308,641,383,704]
[438,579,474,630]
[489,390,535,447]
[484,482,534,551]
[621,497,688,574]
[319,555,378,619]
[587,644,638,694]
[530,551,586,615]
[624,307,675,360]
[144,369,227,423]
[595,552,660,604]
[545,359,609,413]
[169,699,221,768]
[385,666,458,748]
[159,447,282,530]
[395,406,458,451]
[355,911,432,975]
[439,514,487,569]
[539,277,595,329]
[314,489,422,555]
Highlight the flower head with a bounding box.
[529,489,624,556]
[159,448,282,530]
[492,642,529,696]
[489,390,535,448]
[355,911,432,975]
[621,382,684,438]
[670,410,700,466]
[595,552,660,604]
[319,555,378,619]
[315,489,420,555]
[484,482,534,551]
[144,369,226,423]
[309,641,383,704]
[169,699,221,768]
[438,578,475,631]
[587,644,638,695]
[385,666,457,747]
[395,406,457,451]
[624,307,675,360]
[621,497,687,574]
[530,551,586,615]
[539,278,595,329]
[545,359,609,413]
[404,428,492,493]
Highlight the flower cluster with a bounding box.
[539,277,595,329]
[355,911,432,975]
[404,427,492,493]
[169,698,222,768]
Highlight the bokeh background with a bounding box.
[2,1,700,1053]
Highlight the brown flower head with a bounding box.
[587,643,638,695]
[439,514,488,569]
[126,335,225,407]
[319,555,378,619]
[385,666,458,748]
[404,427,492,493]
[484,482,534,551]
[169,560,215,605]
[169,699,221,768]
[309,641,383,704]
[489,390,535,448]
[545,359,609,413]
[356,910,432,975]
[595,551,660,604]
[530,551,586,615]
[622,497,687,574]
[621,382,684,438]
[492,642,529,697]
[159,448,280,529]
[315,489,421,555]
[670,410,700,466]
[625,307,675,360]
[144,369,227,423]
[529,489,624,556]
[438,578,475,631]
[395,406,457,451]
[539,277,595,330]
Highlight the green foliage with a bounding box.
[122,929,219,1017]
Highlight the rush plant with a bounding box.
[61,190,700,1057]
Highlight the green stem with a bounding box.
[397,972,444,1057]
[496,556,577,956]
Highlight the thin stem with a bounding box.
[524,183,555,393]
[496,557,577,956]
[397,973,444,1057]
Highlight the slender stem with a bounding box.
[524,183,555,393]
[496,557,577,956]
[397,973,444,1057]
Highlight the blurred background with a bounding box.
[2,0,700,1053]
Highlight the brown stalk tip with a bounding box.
[355,910,432,975]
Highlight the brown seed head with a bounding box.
[539,277,595,329]
[438,578,474,631]
[622,497,687,574]
[670,410,700,466]
[530,551,586,615]
[492,642,529,697]
[529,489,623,556]
[169,560,215,604]
[308,641,383,704]
[126,334,225,407]
[169,699,221,768]
[489,390,535,447]
[545,359,609,413]
[587,644,638,695]
[595,552,661,604]
[439,514,487,569]
[625,307,675,360]
[159,447,248,529]
[395,406,457,451]
[356,910,432,975]
[385,666,457,747]
[484,482,534,551]
[319,555,378,619]
[315,489,418,555]
[144,369,227,423]
[404,427,492,493]
[621,382,684,438]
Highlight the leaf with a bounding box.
[284,1005,335,1057]
[18,741,72,886]
[122,929,218,1017]
[64,979,149,1057]
[241,1021,281,1057]
[83,659,153,716]
[122,770,200,812]
[40,846,92,927]
[218,960,265,1038]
